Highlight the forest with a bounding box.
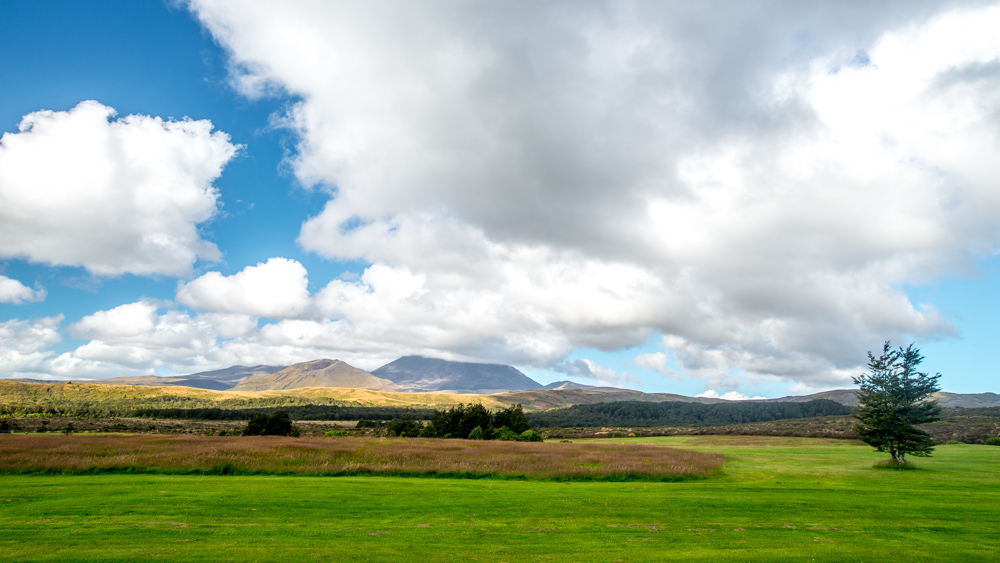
[526,399,852,428]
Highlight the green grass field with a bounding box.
[1,436,997,562]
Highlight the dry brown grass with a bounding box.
[0,434,721,480]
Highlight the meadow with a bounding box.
[1,435,997,561]
[0,435,721,480]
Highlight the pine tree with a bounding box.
[853,342,942,465]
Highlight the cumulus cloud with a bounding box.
[178,2,1000,390]
[177,257,312,318]
[696,390,767,401]
[553,358,639,388]
[0,100,237,276]
[0,276,45,304]
[0,316,62,376]
[634,352,682,380]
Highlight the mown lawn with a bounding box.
[0,437,997,562]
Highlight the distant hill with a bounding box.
[500,388,725,410]
[542,380,605,391]
[184,365,287,384]
[770,389,1000,409]
[231,359,399,392]
[53,365,289,391]
[371,356,543,393]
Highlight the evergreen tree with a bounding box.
[853,342,942,465]
[493,404,530,434]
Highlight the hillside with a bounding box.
[498,388,725,411]
[231,359,398,392]
[48,364,289,391]
[3,378,998,418]
[372,356,543,392]
[541,381,605,390]
[528,399,852,428]
[772,389,1000,409]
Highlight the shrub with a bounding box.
[324,430,348,437]
[242,410,300,437]
[612,431,623,438]
[418,424,437,438]
[468,426,485,440]
[518,429,543,442]
[62,422,75,435]
[0,420,12,434]
[986,437,1000,446]
[494,426,519,441]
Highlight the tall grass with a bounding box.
[0,435,722,480]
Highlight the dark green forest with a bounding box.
[526,399,852,428]
[382,403,537,440]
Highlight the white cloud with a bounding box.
[0,316,62,376]
[0,100,237,276]
[0,275,45,304]
[70,2,990,389]
[177,257,311,318]
[697,390,767,401]
[553,358,640,388]
[634,352,682,381]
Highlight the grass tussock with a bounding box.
[0,434,722,480]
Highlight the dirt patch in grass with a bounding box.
[0,435,722,480]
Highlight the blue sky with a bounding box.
[1,1,998,397]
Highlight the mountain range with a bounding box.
[9,355,998,409]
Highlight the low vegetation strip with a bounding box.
[0,435,722,480]
[528,399,851,428]
[0,380,511,417]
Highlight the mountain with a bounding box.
[541,380,605,391]
[371,355,543,393]
[185,365,287,383]
[68,365,287,391]
[231,359,399,392]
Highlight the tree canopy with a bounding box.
[853,342,942,465]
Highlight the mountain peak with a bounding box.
[372,356,541,393]
[231,359,397,392]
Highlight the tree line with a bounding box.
[526,399,852,428]
[382,403,541,441]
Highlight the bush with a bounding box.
[242,410,300,436]
[418,424,437,438]
[612,431,623,438]
[386,411,423,438]
[494,426,519,441]
[0,419,12,434]
[986,437,1000,446]
[62,422,75,435]
[468,426,485,440]
[324,430,348,437]
[518,429,543,442]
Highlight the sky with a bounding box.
[1,0,999,399]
